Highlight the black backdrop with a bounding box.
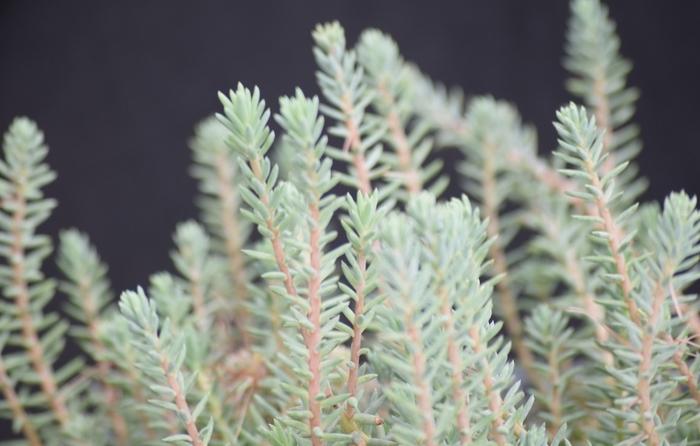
[1,1,699,311]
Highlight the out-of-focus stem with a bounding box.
[405,310,437,446]
[78,280,129,445]
[214,153,251,345]
[482,143,540,389]
[0,357,42,446]
[305,203,323,446]
[469,326,506,446]
[10,184,69,428]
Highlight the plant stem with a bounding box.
[440,287,472,444]
[156,341,205,446]
[346,253,366,413]
[482,143,539,389]
[664,334,700,406]
[592,72,616,174]
[305,202,323,446]
[546,343,563,438]
[186,266,207,331]
[429,252,470,443]
[387,110,422,195]
[10,185,69,428]
[214,153,251,345]
[536,209,613,365]
[405,310,437,446]
[583,159,641,326]
[338,87,371,194]
[637,281,663,446]
[469,326,506,446]
[376,81,422,195]
[0,357,42,446]
[678,303,700,344]
[78,280,129,446]
[197,370,237,444]
[249,157,297,297]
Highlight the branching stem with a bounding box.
[78,280,129,445]
[440,286,472,444]
[338,86,371,194]
[678,303,700,344]
[469,326,506,446]
[405,309,437,446]
[187,269,207,332]
[0,358,42,446]
[583,159,641,326]
[387,110,421,195]
[546,343,564,438]
[637,280,664,446]
[428,252,471,443]
[537,212,613,365]
[592,72,616,173]
[377,82,422,195]
[214,153,250,344]
[249,157,297,297]
[10,185,69,428]
[482,143,539,388]
[158,352,205,446]
[346,252,366,415]
[305,202,323,446]
[197,370,237,444]
[664,334,700,406]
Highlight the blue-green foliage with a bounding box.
[1,1,699,445]
[356,30,447,199]
[0,118,84,441]
[119,288,214,446]
[565,0,645,203]
[312,22,385,194]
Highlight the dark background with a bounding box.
[1,1,699,296]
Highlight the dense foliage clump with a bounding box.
[1,1,699,444]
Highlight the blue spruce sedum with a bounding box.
[0,1,698,445]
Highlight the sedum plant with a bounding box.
[1,0,699,444]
